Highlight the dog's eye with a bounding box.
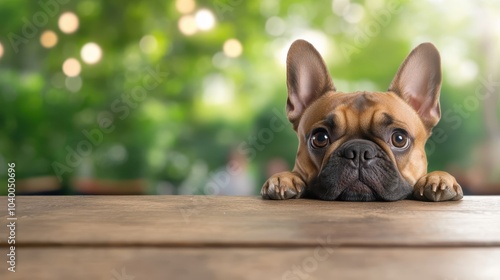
[391,130,409,149]
[311,130,329,149]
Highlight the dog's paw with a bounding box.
[413,171,464,202]
[261,172,306,200]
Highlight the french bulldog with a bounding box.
[261,40,463,202]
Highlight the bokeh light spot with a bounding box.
[65,76,83,92]
[40,30,58,48]
[332,0,350,16]
[195,9,216,31]
[203,74,234,105]
[223,39,243,58]
[178,15,198,35]
[62,58,81,77]
[0,42,4,59]
[459,60,478,81]
[343,3,365,23]
[265,16,286,36]
[58,12,79,34]
[176,0,195,14]
[81,42,102,64]
[108,144,127,163]
[139,35,158,53]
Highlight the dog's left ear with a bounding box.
[286,40,335,130]
[388,43,442,132]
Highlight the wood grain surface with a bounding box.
[1,196,500,247]
[2,247,500,280]
[1,195,499,279]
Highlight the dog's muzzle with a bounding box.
[305,139,413,201]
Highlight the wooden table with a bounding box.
[1,196,500,279]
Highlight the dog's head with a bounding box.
[286,40,442,201]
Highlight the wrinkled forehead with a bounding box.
[298,91,427,136]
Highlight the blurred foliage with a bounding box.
[0,0,499,194]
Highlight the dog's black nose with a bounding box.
[341,140,377,165]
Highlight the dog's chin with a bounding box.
[336,181,378,201]
[305,179,381,201]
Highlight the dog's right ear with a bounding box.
[286,40,335,130]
